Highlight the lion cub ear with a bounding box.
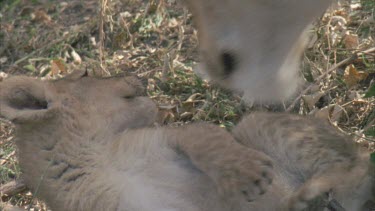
[0,76,57,124]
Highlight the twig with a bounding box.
[162,53,170,83]
[143,0,151,20]
[286,47,375,112]
[99,0,110,76]
[363,118,375,133]
[0,151,15,165]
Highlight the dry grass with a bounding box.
[0,0,374,210]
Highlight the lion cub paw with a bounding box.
[213,148,274,202]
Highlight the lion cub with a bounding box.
[0,73,272,211]
[0,73,373,211]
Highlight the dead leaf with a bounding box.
[302,91,325,110]
[158,105,176,110]
[0,72,8,81]
[0,151,15,165]
[51,59,66,76]
[185,93,202,102]
[350,3,362,10]
[307,32,318,49]
[343,64,368,87]
[331,104,344,122]
[311,106,331,120]
[352,99,367,104]
[156,109,175,124]
[343,34,359,49]
[1,23,13,32]
[180,112,193,120]
[331,16,347,26]
[330,32,341,47]
[333,10,348,19]
[309,84,321,93]
[347,90,361,100]
[31,10,52,24]
[0,57,8,64]
[71,50,82,64]
[168,18,179,28]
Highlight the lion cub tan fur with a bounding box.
[0,74,272,211]
[0,74,374,211]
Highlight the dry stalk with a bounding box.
[287,47,375,112]
[99,0,111,76]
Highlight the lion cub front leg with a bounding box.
[164,123,274,202]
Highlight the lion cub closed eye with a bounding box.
[0,74,373,211]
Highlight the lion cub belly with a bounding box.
[111,130,228,211]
